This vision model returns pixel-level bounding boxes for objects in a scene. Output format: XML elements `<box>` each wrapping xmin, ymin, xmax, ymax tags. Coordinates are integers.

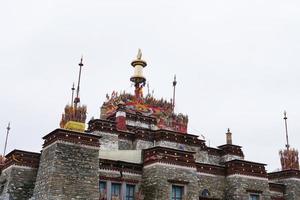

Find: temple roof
<box><xmin>100</xmin><ymin>92</ymin><xmax>188</xmax><ymax>133</ymax></box>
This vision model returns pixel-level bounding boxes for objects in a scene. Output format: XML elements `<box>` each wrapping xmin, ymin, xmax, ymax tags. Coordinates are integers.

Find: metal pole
<box><xmin>284</xmin><ymin>111</ymin><xmax>290</xmax><ymax>149</ymax></box>
<box><xmin>76</xmin><ymin>57</ymin><xmax>83</xmax><ymax>99</ymax></box>
<box><xmin>3</xmin><ymin>122</ymin><xmax>10</xmax><ymax>156</ymax></box>
<box><xmin>71</xmin><ymin>83</ymin><xmax>75</xmax><ymax>107</ymax></box>
<box><xmin>172</xmin><ymin>75</ymin><xmax>177</xmax><ymax>110</ymax></box>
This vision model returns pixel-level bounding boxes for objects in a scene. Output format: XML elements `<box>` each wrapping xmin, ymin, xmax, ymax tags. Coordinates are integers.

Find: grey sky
<box><xmin>1</xmin><ymin>0</ymin><xmax>300</xmax><ymax>171</ymax></box>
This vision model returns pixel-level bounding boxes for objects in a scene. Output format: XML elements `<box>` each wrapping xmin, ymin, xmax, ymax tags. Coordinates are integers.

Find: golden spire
<box><xmin>130</xmin><ymin>49</ymin><xmax>147</xmax><ymax>99</ymax></box>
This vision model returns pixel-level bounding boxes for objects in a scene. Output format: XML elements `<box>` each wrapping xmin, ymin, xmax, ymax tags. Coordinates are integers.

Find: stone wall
<box><xmin>118</xmin><ymin>139</ymin><xmax>133</xmax><ymax>150</ymax></box>
<box><xmin>32</xmin><ymin>141</ymin><xmax>99</xmax><ymax>200</ymax></box>
<box><xmin>225</xmin><ymin>175</ymin><xmax>271</xmax><ymax>200</ymax></box>
<box><xmin>276</xmin><ymin>179</ymin><xmax>300</xmax><ymax>200</ymax></box>
<box><xmin>195</xmin><ymin>151</ymin><xmax>209</xmax><ymax>163</ymax></box>
<box><xmin>221</xmin><ymin>154</ymin><xmax>243</xmax><ymax>163</ymax></box>
<box><xmin>142</xmin><ymin>163</ymin><xmax>200</xmax><ymax>200</ymax></box>
<box><xmin>0</xmin><ymin>166</ymin><xmax>37</xmax><ymax>200</ymax></box>
<box><xmin>207</xmin><ymin>154</ymin><xmax>221</xmax><ymax>165</ymax></box>
<box><xmin>94</xmin><ymin>131</ymin><xmax>118</xmax><ymax>150</ymax></box>
<box><xmin>156</xmin><ymin>140</ymin><xmax>179</xmax><ymax>149</ymax></box>
<box><xmin>197</xmin><ymin>173</ymin><xmax>226</xmax><ymax>199</ymax></box>
<box><xmin>133</xmin><ymin>139</ymin><xmax>153</xmax><ymax>150</ymax></box>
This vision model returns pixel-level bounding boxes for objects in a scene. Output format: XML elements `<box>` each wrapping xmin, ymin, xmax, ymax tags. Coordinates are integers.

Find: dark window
<box><xmin>0</xmin><ymin>185</ymin><xmax>4</xmax><ymax>195</ymax></box>
<box><xmin>99</xmin><ymin>181</ymin><xmax>106</xmax><ymax>193</ymax></box>
<box><xmin>201</xmin><ymin>189</ymin><xmax>210</xmax><ymax>197</ymax></box>
<box><xmin>111</xmin><ymin>183</ymin><xmax>121</xmax><ymax>200</ymax></box>
<box><xmin>126</xmin><ymin>184</ymin><xmax>135</xmax><ymax>200</ymax></box>
<box><xmin>99</xmin><ymin>181</ymin><xmax>107</xmax><ymax>199</ymax></box>
<box><xmin>172</xmin><ymin>185</ymin><xmax>184</xmax><ymax>200</ymax></box>
<box><xmin>249</xmin><ymin>194</ymin><xmax>260</xmax><ymax>200</ymax></box>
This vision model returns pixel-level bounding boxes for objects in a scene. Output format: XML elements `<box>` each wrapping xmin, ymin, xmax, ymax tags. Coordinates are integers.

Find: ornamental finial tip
<box><xmin>284</xmin><ymin>110</ymin><xmax>287</xmax><ymax>119</ymax></box>
<box><xmin>137</xmin><ymin>49</ymin><xmax>142</xmax><ymax>60</ymax></box>
<box><xmin>79</xmin><ymin>55</ymin><xmax>83</xmax><ymax>66</ymax></box>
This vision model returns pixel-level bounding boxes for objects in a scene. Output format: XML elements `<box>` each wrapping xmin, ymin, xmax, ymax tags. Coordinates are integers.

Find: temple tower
<box><xmin>31</xmin><ymin>58</ymin><xmax>100</xmax><ymax>200</ymax></box>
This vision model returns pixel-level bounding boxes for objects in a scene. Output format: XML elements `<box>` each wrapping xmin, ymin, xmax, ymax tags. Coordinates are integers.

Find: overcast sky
<box><xmin>1</xmin><ymin>1</ymin><xmax>300</xmax><ymax>171</ymax></box>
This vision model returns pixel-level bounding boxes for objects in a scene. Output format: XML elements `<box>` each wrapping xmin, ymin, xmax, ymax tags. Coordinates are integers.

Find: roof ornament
<box><xmin>172</xmin><ymin>75</ymin><xmax>177</xmax><ymax>111</ymax></box>
<box><xmin>137</xmin><ymin>48</ymin><xmax>142</xmax><ymax>60</ymax></box>
<box><xmin>74</xmin><ymin>56</ymin><xmax>84</xmax><ymax>106</ymax></box>
<box><xmin>279</xmin><ymin>111</ymin><xmax>299</xmax><ymax>170</ymax></box>
<box><xmin>283</xmin><ymin>110</ymin><xmax>290</xmax><ymax>149</ymax></box>
<box><xmin>59</xmin><ymin>57</ymin><xmax>87</xmax><ymax>132</ymax></box>
<box><xmin>3</xmin><ymin>122</ymin><xmax>11</xmax><ymax>156</ymax></box>
<box><xmin>130</xmin><ymin>49</ymin><xmax>147</xmax><ymax>100</ymax></box>
<box><xmin>71</xmin><ymin>83</ymin><xmax>75</xmax><ymax>107</ymax></box>
<box><xmin>226</xmin><ymin>128</ymin><xmax>232</xmax><ymax>145</ymax></box>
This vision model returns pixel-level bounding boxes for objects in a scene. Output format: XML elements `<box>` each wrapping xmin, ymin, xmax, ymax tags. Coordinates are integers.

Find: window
<box><xmin>249</xmin><ymin>194</ymin><xmax>260</xmax><ymax>200</ymax></box>
<box><xmin>111</xmin><ymin>183</ymin><xmax>121</xmax><ymax>200</ymax></box>
<box><xmin>99</xmin><ymin>181</ymin><xmax>107</xmax><ymax>200</ymax></box>
<box><xmin>126</xmin><ymin>184</ymin><xmax>135</xmax><ymax>200</ymax></box>
<box><xmin>201</xmin><ymin>189</ymin><xmax>210</xmax><ymax>197</ymax></box>
<box><xmin>172</xmin><ymin>185</ymin><xmax>184</xmax><ymax>200</ymax></box>
<box><xmin>99</xmin><ymin>181</ymin><xmax>106</xmax><ymax>193</ymax></box>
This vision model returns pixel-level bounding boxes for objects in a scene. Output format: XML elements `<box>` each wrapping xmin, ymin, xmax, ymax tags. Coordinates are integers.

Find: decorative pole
<box><xmin>71</xmin><ymin>82</ymin><xmax>75</xmax><ymax>108</ymax></box>
<box><xmin>147</xmin><ymin>82</ymin><xmax>150</xmax><ymax>97</ymax></box>
<box><xmin>74</xmin><ymin>56</ymin><xmax>84</xmax><ymax>107</ymax></box>
<box><xmin>3</xmin><ymin>122</ymin><xmax>11</xmax><ymax>156</ymax></box>
<box><xmin>172</xmin><ymin>75</ymin><xmax>177</xmax><ymax>110</ymax></box>
<box><xmin>283</xmin><ymin>111</ymin><xmax>290</xmax><ymax>150</ymax></box>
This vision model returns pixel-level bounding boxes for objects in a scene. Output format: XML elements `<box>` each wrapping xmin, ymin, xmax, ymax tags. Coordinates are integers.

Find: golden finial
<box><xmin>130</xmin><ymin>49</ymin><xmax>147</xmax><ymax>99</ymax></box>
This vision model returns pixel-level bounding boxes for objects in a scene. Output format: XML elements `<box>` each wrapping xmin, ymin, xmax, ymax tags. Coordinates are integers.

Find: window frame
<box><xmin>249</xmin><ymin>193</ymin><xmax>260</xmax><ymax>200</ymax></box>
<box><xmin>111</xmin><ymin>182</ymin><xmax>122</xmax><ymax>200</ymax></box>
<box><xmin>125</xmin><ymin>184</ymin><xmax>135</xmax><ymax>200</ymax></box>
<box><xmin>171</xmin><ymin>185</ymin><xmax>184</xmax><ymax>200</ymax></box>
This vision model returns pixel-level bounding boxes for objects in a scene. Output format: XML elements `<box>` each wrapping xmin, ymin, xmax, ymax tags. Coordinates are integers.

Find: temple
<box><xmin>0</xmin><ymin>51</ymin><xmax>299</xmax><ymax>200</ymax></box>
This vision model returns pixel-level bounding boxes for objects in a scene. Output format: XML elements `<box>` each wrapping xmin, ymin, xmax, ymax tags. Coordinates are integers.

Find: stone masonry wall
<box><xmin>133</xmin><ymin>140</ymin><xmax>153</xmax><ymax>150</ymax></box>
<box><xmin>275</xmin><ymin>179</ymin><xmax>300</xmax><ymax>200</ymax></box>
<box><xmin>142</xmin><ymin>164</ymin><xmax>200</xmax><ymax>200</ymax></box>
<box><xmin>220</xmin><ymin>154</ymin><xmax>243</xmax><ymax>163</ymax></box>
<box><xmin>197</xmin><ymin>174</ymin><xmax>226</xmax><ymax>199</ymax></box>
<box><xmin>207</xmin><ymin>154</ymin><xmax>221</xmax><ymax>165</ymax></box>
<box><xmin>195</xmin><ymin>151</ymin><xmax>209</xmax><ymax>163</ymax></box>
<box><xmin>0</xmin><ymin>166</ymin><xmax>37</xmax><ymax>200</ymax></box>
<box><xmin>93</xmin><ymin>131</ymin><xmax>118</xmax><ymax>150</ymax></box>
<box><xmin>118</xmin><ymin>139</ymin><xmax>133</xmax><ymax>150</ymax></box>
<box><xmin>156</xmin><ymin>140</ymin><xmax>200</xmax><ymax>151</ymax></box>
<box><xmin>32</xmin><ymin>142</ymin><xmax>99</xmax><ymax>200</ymax></box>
<box><xmin>225</xmin><ymin>175</ymin><xmax>271</xmax><ymax>200</ymax></box>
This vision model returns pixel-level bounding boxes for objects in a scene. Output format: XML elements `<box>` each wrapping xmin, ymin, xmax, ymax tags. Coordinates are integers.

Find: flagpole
<box><xmin>3</xmin><ymin>122</ymin><xmax>11</xmax><ymax>156</ymax></box>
